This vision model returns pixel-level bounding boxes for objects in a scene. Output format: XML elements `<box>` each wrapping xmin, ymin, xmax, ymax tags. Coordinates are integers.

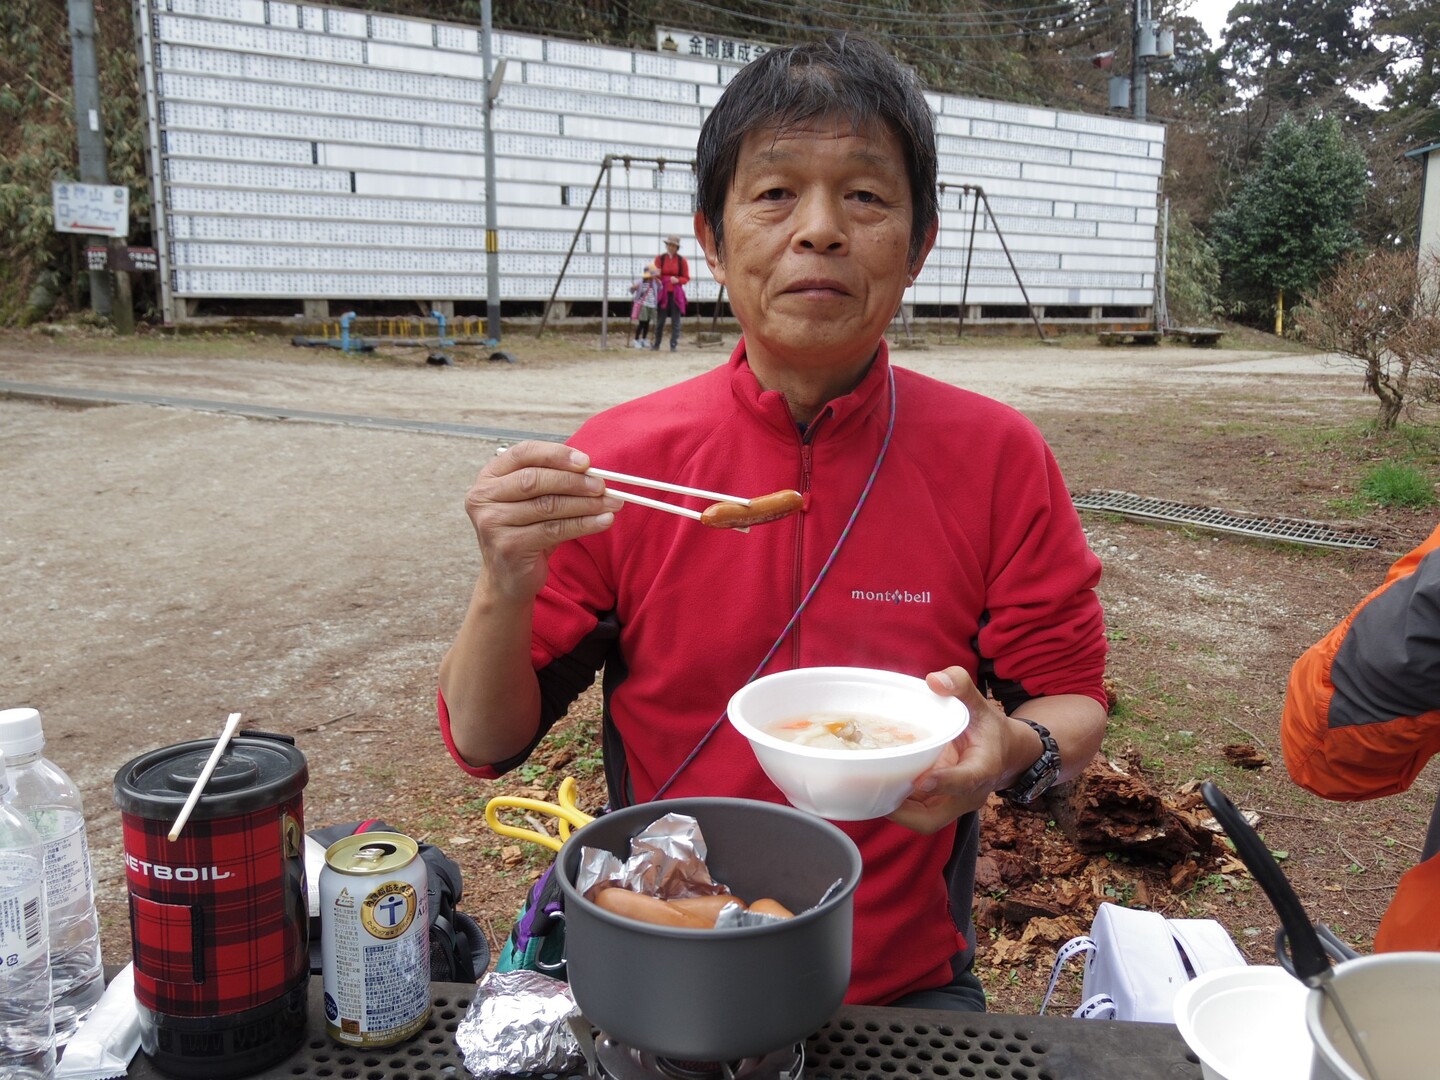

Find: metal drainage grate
<box><xmin>1073</xmin><ymin>490</ymin><xmax>1379</xmax><ymax>550</ymax></box>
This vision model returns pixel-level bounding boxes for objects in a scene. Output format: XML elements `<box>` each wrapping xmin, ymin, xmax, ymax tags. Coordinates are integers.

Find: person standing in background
<box><xmin>651</xmin><ymin>234</ymin><xmax>689</xmax><ymax>351</ymax></box>
<box><xmin>629</xmin><ymin>266</ymin><xmax>660</xmax><ymax>348</ymax></box>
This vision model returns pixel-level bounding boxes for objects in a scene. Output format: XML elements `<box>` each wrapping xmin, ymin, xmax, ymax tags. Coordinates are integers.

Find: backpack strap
<box><xmin>495</xmin><ymin>864</ymin><xmax>568</xmax><ymax>977</ymax></box>
<box><xmin>1073</xmin><ymin>994</ymin><xmax>1118</xmax><ymax>1020</ymax></box>
<box><xmin>1039</xmin><ymin>935</ymin><xmax>1094</xmax><ymax>1015</ymax></box>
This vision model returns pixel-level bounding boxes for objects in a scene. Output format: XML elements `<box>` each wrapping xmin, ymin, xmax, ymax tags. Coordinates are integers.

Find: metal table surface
<box><xmin>121</xmin><ymin>977</ymin><xmax>1204</xmax><ymax>1080</ymax></box>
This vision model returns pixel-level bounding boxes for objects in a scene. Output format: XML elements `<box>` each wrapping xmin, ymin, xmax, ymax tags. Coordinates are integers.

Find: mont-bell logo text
<box><xmin>126</xmin><ymin>853</ymin><xmax>233</xmax><ymax>881</ymax></box>
<box><xmin>852</xmin><ymin>587</ymin><xmax>932</xmax><ymax>604</ymax></box>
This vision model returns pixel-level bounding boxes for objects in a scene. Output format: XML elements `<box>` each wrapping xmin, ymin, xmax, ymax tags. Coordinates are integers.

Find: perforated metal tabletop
<box><xmin>120</xmin><ymin>979</ymin><xmax>1203</xmax><ymax>1080</ymax></box>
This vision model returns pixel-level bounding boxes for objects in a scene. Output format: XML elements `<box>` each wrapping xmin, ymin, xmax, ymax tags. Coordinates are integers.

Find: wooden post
<box><xmin>1274</xmin><ymin>288</ymin><xmax>1284</xmax><ymax>336</ymax></box>
<box><xmin>108</xmin><ymin>238</ymin><xmax>134</xmax><ymax>335</ymax></box>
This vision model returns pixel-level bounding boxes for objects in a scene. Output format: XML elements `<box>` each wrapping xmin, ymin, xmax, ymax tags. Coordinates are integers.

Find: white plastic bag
<box><xmin>1039</xmin><ymin>902</ymin><xmax>1246</xmax><ymax>1022</ymax></box>
<box><xmin>54</xmin><ymin>964</ymin><xmax>141</xmax><ymax>1080</ymax></box>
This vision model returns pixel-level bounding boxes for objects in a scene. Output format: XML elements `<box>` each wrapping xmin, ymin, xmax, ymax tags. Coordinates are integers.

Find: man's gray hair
<box><xmin>696</xmin><ymin>34</ymin><xmax>938</xmax><ymax>264</ymax></box>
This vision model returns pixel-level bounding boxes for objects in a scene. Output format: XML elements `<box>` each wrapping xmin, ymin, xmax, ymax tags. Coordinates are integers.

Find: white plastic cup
<box><xmin>1173</xmin><ymin>966</ymin><xmax>1311</xmax><ymax>1080</ymax></box>
<box><xmin>726</xmin><ymin>667</ymin><xmax>968</xmax><ymax>820</ymax></box>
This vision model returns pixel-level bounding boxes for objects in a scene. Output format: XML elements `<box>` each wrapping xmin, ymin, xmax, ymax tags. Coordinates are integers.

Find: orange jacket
<box><xmin>1282</xmin><ymin>524</ymin><xmax>1440</xmax><ymax>951</ymax></box>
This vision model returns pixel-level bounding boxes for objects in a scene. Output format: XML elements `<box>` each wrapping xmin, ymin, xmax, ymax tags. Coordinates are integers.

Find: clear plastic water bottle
<box><xmin>0</xmin><ymin>710</ymin><xmax>103</xmax><ymax>1045</ymax></box>
<box><xmin>1</xmin><ymin>747</ymin><xmax>55</xmax><ymax>1080</ymax></box>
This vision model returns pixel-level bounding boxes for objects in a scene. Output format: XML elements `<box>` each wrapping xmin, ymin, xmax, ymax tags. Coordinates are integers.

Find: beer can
<box><xmin>320</xmin><ymin>832</ymin><xmax>431</xmax><ymax>1047</ymax></box>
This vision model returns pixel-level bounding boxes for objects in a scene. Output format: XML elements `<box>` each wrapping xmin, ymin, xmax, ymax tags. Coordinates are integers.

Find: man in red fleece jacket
<box><xmin>439</xmin><ymin>34</ymin><xmax>1108</xmax><ymax>1010</ymax></box>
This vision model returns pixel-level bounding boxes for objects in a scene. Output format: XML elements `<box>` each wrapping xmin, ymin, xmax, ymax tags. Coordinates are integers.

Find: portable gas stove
<box><xmin>590</xmin><ymin>1032</ymin><xmax>804</xmax><ymax>1080</ymax></box>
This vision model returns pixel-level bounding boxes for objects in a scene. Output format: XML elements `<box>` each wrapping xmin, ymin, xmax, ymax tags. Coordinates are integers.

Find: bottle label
<box><xmin>44</xmin><ymin>826</ymin><xmax>94</xmax><ymax>909</ymax></box>
<box><xmin>26</xmin><ymin>810</ymin><xmax>94</xmax><ymax>910</ymax></box>
<box><xmin>0</xmin><ymin>852</ymin><xmax>47</xmax><ymax>967</ymax></box>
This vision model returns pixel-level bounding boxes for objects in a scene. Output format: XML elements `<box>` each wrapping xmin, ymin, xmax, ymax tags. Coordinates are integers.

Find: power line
<box><xmin>658</xmin><ymin>0</ymin><xmax>1120</xmax><ymax>43</ymax></box>
<box><xmin>712</xmin><ymin>0</ymin><xmax>1109</xmax><ymax>28</ymax></box>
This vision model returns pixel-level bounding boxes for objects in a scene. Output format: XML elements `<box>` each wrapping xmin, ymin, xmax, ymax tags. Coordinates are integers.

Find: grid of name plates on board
<box><xmin>138</xmin><ymin>0</ymin><xmax>1165</xmax><ymax>313</ymax></box>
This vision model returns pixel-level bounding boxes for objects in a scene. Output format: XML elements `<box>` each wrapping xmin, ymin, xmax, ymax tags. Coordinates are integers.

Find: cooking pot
<box><xmin>1305</xmin><ymin>951</ymin><xmax>1436</xmax><ymax>1080</ymax></box>
<box><xmin>554</xmin><ymin>797</ymin><xmax>861</xmax><ymax>1062</ymax></box>
<box><xmin>1201</xmin><ymin>783</ymin><xmax>1440</xmax><ymax>1080</ymax></box>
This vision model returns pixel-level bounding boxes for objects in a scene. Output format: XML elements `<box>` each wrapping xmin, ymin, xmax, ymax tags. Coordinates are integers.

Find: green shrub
<box><xmin>1360</xmin><ymin>462</ymin><xmax>1436</xmax><ymax>508</ymax></box>
<box><xmin>1164</xmin><ymin>207</ymin><xmax>1221</xmax><ymax>326</ymax></box>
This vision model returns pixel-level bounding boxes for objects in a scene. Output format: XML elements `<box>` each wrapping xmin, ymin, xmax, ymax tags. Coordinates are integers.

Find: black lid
<box><xmin>113</xmin><ymin>735</ymin><xmax>308</xmax><ymax>820</ymax></box>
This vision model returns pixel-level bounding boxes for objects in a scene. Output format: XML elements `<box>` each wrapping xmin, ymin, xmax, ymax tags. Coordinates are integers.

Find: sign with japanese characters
<box><xmin>52</xmin><ymin>182</ymin><xmax>129</xmax><ymax>238</ymax></box>
<box><xmin>84</xmin><ymin>245</ymin><xmax>158</xmax><ymax>272</ymax></box>
<box><xmin>655</xmin><ymin>26</ymin><xmax>773</xmax><ymax>65</ymax></box>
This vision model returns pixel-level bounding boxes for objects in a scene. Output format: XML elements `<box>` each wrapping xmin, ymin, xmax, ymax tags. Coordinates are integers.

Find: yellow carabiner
<box><xmin>484</xmin><ymin>776</ymin><xmax>594</xmax><ymax>853</ymax></box>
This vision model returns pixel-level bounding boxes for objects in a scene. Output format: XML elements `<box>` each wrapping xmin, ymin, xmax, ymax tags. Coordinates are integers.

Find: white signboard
<box><xmin>655</xmin><ymin>26</ymin><xmax>774</xmax><ymax>65</ymax></box>
<box><xmin>134</xmin><ymin>1</ymin><xmax>1163</xmax><ymax>319</ymax></box>
<box><xmin>52</xmin><ymin>182</ymin><xmax>129</xmax><ymax>238</ymax></box>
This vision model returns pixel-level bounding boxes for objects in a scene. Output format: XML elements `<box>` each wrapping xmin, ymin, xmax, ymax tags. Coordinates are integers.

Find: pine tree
<box><xmin>1210</xmin><ymin>114</ymin><xmax>1367</xmax><ymax>332</ymax></box>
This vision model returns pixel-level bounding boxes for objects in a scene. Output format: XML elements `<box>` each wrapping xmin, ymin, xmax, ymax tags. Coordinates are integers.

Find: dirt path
<box><xmin>1</xmin><ymin>327</ymin><xmax>1429</xmax><ymax>1013</ymax></box>
<box><xmin>0</xmin><ymin>334</ymin><xmax>1358</xmax><ymax>433</ymax></box>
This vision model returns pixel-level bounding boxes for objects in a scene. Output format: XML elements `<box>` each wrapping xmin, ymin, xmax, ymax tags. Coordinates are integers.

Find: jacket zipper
<box><xmin>791</xmin><ymin>414</ymin><xmax>825</xmax><ymax>666</ymax></box>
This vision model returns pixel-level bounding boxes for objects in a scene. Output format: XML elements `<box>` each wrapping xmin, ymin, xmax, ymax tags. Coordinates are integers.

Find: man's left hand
<box><xmin>886</xmin><ymin>667</ymin><xmax>1034</xmax><ymax>835</ymax></box>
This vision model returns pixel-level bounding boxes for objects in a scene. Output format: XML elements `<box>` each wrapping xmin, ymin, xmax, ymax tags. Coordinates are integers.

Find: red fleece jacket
<box><xmin>441</xmin><ymin>340</ymin><xmax>1107</xmax><ymax>1003</ymax></box>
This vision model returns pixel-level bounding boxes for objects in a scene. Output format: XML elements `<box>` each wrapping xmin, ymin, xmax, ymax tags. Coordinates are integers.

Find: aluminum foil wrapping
<box><xmin>577</xmin><ymin>812</ymin><xmax>727</xmax><ymax>899</ymax></box>
<box><xmin>458</xmin><ymin>970</ymin><xmax>583</xmax><ymax>1079</ymax></box>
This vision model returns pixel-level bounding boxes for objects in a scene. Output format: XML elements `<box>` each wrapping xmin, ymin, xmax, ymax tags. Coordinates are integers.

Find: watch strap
<box><xmin>997</xmin><ymin>717</ymin><xmax>1061</xmax><ymax>805</ymax></box>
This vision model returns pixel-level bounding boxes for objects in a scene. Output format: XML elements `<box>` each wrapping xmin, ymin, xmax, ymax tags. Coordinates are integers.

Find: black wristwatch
<box><xmin>997</xmin><ymin>718</ymin><xmax>1061</xmax><ymax>805</ymax></box>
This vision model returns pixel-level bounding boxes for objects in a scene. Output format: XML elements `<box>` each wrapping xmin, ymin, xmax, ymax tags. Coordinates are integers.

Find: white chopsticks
<box><xmin>587</xmin><ymin>467</ymin><xmax>756</xmax><ymax>507</ymax></box>
<box><xmin>588</xmin><ymin>466</ymin><xmax>755</xmax><ymax>523</ymax></box>
<box><xmin>597</xmin><ymin>486</ymin><xmax>704</xmax><ymax>521</ymax></box>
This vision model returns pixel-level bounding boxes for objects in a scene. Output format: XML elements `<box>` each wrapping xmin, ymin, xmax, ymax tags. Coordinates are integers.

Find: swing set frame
<box><xmin>537</xmin><ymin>154</ymin><xmax>697</xmax><ymax>345</ymax></box>
<box><xmin>942</xmin><ymin>181</ymin><xmax>1047</xmax><ymax>342</ymax></box>
<box><xmin>537</xmin><ymin>164</ymin><xmax>1043</xmax><ymax>347</ymax></box>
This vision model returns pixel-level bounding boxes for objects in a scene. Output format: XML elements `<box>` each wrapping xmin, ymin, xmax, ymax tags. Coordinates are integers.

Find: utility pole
<box><xmin>66</xmin><ymin>0</ymin><xmax>112</xmax><ymax>318</ymax></box>
<box><xmin>481</xmin><ymin>0</ymin><xmax>503</xmax><ymax>344</ymax></box>
<box><xmin>1128</xmin><ymin>0</ymin><xmax>1152</xmax><ymax>122</ymax></box>
<box><xmin>1129</xmin><ymin>0</ymin><xmax>1173</xmax><ymax>123</ymax></box>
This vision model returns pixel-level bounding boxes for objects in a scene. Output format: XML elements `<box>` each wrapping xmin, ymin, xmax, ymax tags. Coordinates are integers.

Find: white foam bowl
<box><xmin>726</xmin><ymin>667</ymin><xmax>968</xmax><ymax>821</ymax></box>
<box><xmin>1173</xmin><ymin>966</ymin><xmax>1311</xmax><ymax>1080</ymax></box>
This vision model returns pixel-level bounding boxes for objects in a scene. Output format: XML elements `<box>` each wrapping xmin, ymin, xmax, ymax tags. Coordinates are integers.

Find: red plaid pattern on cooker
<box><xmin>123</xmin><ymin>797</ymin><xmax>307</xmax><ymax>1016</ymax></box>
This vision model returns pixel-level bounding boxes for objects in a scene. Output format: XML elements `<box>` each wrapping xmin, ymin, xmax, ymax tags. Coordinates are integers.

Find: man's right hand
<box><xmin>464</xmin><ymin>441</ymin><xmax>622</xmax><ymax>600</ymax></box>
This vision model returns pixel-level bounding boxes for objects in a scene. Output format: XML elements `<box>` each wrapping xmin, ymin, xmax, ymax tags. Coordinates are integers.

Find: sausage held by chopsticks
<box><xmin>700</xmin><ymin>489</ymin><xmax>803</xmax><ymax>530</ymax></box>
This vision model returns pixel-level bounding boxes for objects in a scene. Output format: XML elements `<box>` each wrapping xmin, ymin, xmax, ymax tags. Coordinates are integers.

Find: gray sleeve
<box><xmin>485</xmin><ymin>611</ymin><xmax>619</xmax><ymax>776</ymax></box>
<box><xmin>1329</xmin><ymin>547</ymin><xmax>1440</xmax><ymax>731</ymax></box>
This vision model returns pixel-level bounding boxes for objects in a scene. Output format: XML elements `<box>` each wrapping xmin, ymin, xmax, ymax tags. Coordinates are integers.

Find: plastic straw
<box><xmin>168</xmin><ymin>712</ymin><xmax>242</xmax><ymax>842</ymax></box>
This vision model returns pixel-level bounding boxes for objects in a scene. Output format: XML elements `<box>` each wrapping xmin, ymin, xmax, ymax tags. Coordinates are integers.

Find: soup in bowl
<box><xmin>727</xmin><ymin>667</ymin><xmax>969</xmax><ymax>820</ymax></box>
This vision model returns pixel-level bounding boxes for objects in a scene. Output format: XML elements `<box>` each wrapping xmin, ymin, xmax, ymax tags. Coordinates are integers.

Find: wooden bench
<box><xmin>1165</xmin><ymin>326</ymin><xmax>1225</xmax><ymax>347</ymax></box>
<box><xmin>1097</xmin><ymin>329</ymin><xmax>1162</xmax><ymax>347</ymax></box>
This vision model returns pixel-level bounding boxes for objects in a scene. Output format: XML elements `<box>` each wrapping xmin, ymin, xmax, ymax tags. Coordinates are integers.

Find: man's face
<box><xmin>695</xmin><ymin>119</ymin><xmax>934</xmax><ymax>380</ymax></box>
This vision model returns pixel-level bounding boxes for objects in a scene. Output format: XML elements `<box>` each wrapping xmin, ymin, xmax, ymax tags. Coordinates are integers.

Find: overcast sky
<box><xmin>1181</xmin><ymin>0</ymin><xmax>1234</xmax><ymax>45</ymax></box>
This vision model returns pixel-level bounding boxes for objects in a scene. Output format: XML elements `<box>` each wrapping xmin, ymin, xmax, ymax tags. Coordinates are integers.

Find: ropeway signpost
<box><xmin>52</xmin><ymin>182</ymin><xmax>128</xmax><ymax>238</ymax></box>
<box><xmin>65</xmin><ymin>0</ymin><xmax>134</xmax><ymax>332</ymax></box>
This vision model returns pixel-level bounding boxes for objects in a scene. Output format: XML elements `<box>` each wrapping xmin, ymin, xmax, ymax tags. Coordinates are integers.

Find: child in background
<box><xmin>629</xmin><ymin>266</ymin><xmax>660</xmax><ymax>348</ymax></box>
